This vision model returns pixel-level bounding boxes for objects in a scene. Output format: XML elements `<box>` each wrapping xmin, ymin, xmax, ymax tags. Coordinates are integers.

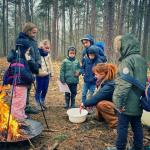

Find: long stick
<box><xmin>6</xmin><ymin>49</ymin><xmax>20</xmax><ymax>141</ymax></box>
<box><xmin>33</xmin><ymin>83</ymin><xmax>49</xmax><ymax>129</ymax></box>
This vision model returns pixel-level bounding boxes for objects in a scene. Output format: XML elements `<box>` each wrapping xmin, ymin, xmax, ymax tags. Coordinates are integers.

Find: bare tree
<box><xmin>132</xmin><ymin>0</ymin><xmax>139</xmax><ymax>34</ymax></box>
<box><xmin>2</xmin><ymin>0</ymin><xmax>6</xmax><ymax>55</ymax></box>
<box><xmin>103</xmin><ymin>0</ymin><xmax>115</xmax><ymax>55</ymax></box>
<box><xmin>118</xmin><ymin>0</ymin><xmax>128</xmax><ymax>34</ymax></box>
<box><xmin>142</xmin><ymin>0</ymin><xmax>150</xmax><ymax>57</ymax></box>
<box><xmin>52</xmin><ymin>0</ymin><xmax>58</xmax><ymax>58</ymax></box>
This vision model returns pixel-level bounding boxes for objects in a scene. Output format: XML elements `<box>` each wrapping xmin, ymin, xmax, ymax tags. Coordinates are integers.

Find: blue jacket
<box><xmin>81</xmin><ymin>46</ymin><xmax>104</xmax><ymax>84</ymax></box>
<box><xmin>16</xmin><ymin>32</ymin><xmax>41</xmax><ymax>67</ymax></box>
<box><xmin>3</xmin><ymin>58</ymin><xmax>35</xmax><ymax>86</ymax></box>
<box><xmin>83</xmin><ymin>80</ymin><xmax>115</xmax><ymax>107</ymax></box>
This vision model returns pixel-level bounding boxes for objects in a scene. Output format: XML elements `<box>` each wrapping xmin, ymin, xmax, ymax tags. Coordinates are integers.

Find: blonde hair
<box><xmin>23</xmin><ymin>22</ymin><xmax>37</xmax><ymax>35</ymax></box>
<box><xmin>113</xmin><ymin>35</ymin><xmax>122</xmax><ymax>52</ymax></box>
<box><xmin>39</xmin><ymin>39</ymin><xmax>51</xmax><ymax>49</ymax></box>
<box><xmin>93</xmin><ymin>63</ymin><xmax>117</xmax><ymax>82</ymax></box>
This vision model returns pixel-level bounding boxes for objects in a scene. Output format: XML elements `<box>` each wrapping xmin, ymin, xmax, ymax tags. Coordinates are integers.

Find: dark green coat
<box><xmin>60</xmin><ymin>58</ymin><xmax>80</xmax><ymax>84</ymax></box>
<box><xmin>113</xmin><ymin>34</ymin><xmax>147</xmax><ymax>116</ymax></box>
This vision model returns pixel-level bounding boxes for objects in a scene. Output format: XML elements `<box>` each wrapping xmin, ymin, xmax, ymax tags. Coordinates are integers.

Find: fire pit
<box><xmin>0</xmin><ymin>85</ymin><xmax>44</xmax><ymax>143</ymax></box>
<box><xmin>0</xmin><ymin>119</ymin><xmax>44</xmax><ymax>143</ymax></box>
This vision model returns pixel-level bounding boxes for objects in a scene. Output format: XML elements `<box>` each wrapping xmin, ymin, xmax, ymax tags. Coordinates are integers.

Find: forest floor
<box><xmin>0</xmin><ymin>57</ymin><xmax>150</xmax><ymax>150</ymax></box>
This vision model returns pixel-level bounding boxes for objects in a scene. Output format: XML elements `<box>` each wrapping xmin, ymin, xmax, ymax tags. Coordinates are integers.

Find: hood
<box><xmin>81</xmin><ymin>34</ymin><xmax>94</xmax><ymax>45</ymax></box>
<box><xmin>87</xmin><ymin>45</ymin><xmax>99</xmax><ymax>57</ymax></box>
<box><xmin>67</xmin><ymin>46</ymin><xmax>76</xmax><ymax>56</ymax></box>
<box><xmin>16</xmin><ymin>38</ymin><xmax>30</xmax><ymax>58</ymax></box>
<box><xmin>95</xmin><ymin>41</ymin><xmax>105</xmax><ymax>52</ymax></box>
<box><xmin>119</xmin><ymin>33</ymin><xmax>140</xmax><ymax>61</ymax></box>
<box><xmin>17</xmin><ymin>32</ymin><xmax>28</xmax><ymax>39</ymax></box>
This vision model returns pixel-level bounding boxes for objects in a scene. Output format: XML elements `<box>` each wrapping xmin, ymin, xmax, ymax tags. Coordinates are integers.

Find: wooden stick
<box><xmin>27</xmin><ymin>137</ymin><xmax>36</xmax><ymax>150</ymax></box>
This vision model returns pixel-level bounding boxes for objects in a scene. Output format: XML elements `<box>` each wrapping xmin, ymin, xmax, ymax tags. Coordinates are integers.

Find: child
<box><xmin>80</xmin><ymin>63</ymin><xmax>118</xmax><ymax>128</ymax></box>
<box><xmin>4</xmin><ymin>39</ymin><xmax>35</xmax><ymax>120</ymax></box>
<box><xmin>107</xmin><ymin>34</ymin><xmax>147</xmax><ymax>150</ymax></box>
<box><xmin>81</xmin><ymin>45</ymin><xmax>106</xmax><ymax>108</ymax></box>
<box><xmin>35</xmin><ymin>39</ymin><xmax>54</xmax><ymax>110</ymax></box>
<box><xmin>60</xmin><ymin>47</ymin><xmax>80</xmax><ymax>109</ymax></box>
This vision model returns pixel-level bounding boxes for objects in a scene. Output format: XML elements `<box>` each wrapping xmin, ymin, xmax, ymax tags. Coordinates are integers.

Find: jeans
<box><xmin>82</xmin><ymin>82</ymin><xmax>96</xmax><ymax>103</ymax></box>
<box><xmin>65</xmin><ymin>83</ymin><xmax>77</xmax><ymax>108</ymax></box>
<box><xmin>116</xmin><ymin>113</ymin><xmax>143</xmax><ymax>150</ymax></box>
<box><xmin>35</xmin><ymin>75</ymin><xmax>50</xmax><ymax>104</ymax></box>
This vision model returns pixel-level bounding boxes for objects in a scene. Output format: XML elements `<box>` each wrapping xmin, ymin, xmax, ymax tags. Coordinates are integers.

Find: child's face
<box><xmin>82</xmin><ymin>40</ymin><xmax>91</xmax><ymax>48</ymax></box>
<box><xmin>94</xmin><ymin>71</ymin><xmax>106</xmax><ymax>80</ymax></box>
<box><xmin>69</xmin><ymin>50</ymin><xmax>75</xmax><ymax>58</ymax></box>
<box><xmin>89</xmin><ymin>53</ymin><xmax>95</xmax><ymax>59</ymax></box>
<box><xmin>43</xmin><ymin>43</ymin><xmax>50</xmax><ymax>52</ymax></box>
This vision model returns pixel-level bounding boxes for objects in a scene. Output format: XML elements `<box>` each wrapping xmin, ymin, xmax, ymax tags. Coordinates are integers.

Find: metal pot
<box><xmin>0</xmin><ymin>119</ymin><xmax>44</xmax><ymax>143</ymax></box>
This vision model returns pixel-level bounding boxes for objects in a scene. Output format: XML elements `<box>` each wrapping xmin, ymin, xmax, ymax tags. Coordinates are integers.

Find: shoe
<box><xmin>25</xmin><ymin>106</ymin><xmax>39</xmax><ymax>114</ymax></box>
<box><xmin>105</xmin><ymin>147</ymin><xmax>117</xmax><ymax>150</ymax></box>
<box><xmin>40</xmin><ymin>102</ymin><xmax>47</xmax><ymax>110</ymax></box>
<box><xmin>64</xmin><ymin>106</ymin><xmax>69</xmax><ymax>109</ymax></box>
<box><xmin>86</xmin><ymin>107</ymin><xmax>94</xmax><ymax>114</ymax></box>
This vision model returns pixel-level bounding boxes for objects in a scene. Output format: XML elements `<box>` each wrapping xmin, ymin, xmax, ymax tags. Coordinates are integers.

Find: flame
<box><xmin>0</xmin><ymin>85</ymin><xmax>21</xmax><ymax>141</ymax></box>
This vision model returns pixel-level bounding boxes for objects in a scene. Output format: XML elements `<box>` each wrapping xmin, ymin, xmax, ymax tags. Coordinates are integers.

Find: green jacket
<box><xmin>113</xmin><ymin>34</ymin><xmax>147</xmax><ymax>116</ymax></box>
<box><xmin>60</xmin><ymin>58</ymin><xmax>80</xmax><ymax>84</ymax></box>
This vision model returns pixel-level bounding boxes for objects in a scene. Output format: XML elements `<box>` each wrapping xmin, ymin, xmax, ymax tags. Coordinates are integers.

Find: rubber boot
<box><xmin>71</xmin><ymin>95</ymin><xmax>76</xmax><ymax>108</ymax></box>
<box><xmin>65</xmin><ymin>93</ymin><xmax>70</xmax><ymax>109</ymax></box>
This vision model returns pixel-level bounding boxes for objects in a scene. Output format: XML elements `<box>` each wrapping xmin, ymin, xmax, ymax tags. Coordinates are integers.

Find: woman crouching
<box><xmin>81</xmin><ymin>63</ymin><xmax>118</xmax><ymax>128</ymax></box>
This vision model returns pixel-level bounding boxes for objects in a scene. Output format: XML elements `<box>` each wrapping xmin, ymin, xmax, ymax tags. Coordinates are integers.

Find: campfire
<box><xmin>0</xmin><ymin>85</ymin><xmax>44</xmax><ymax>143</ymax></box>
<box><xmin>0</xmin><ymin>85</ymin><xmax>26</xmax><ymax>142</ymax></box>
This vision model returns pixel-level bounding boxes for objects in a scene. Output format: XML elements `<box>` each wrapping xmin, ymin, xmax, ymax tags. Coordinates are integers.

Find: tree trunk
<box><xmin>127</xmin><ymin>1</ymin><xmax>132</xmax><ymax>32</ymax></box>
<box><xmin>103</xmin><ymin>0</ymin><xmax>115</xmax><ymax>58</ymax></box>
<box><xmin>47</xmin><ymin>5</ymin><xmax>51</xmax><ymax>42</ymax></box>
<box><xmin>30</xmin><ymin>0</ymin><xmax>33</xmax><ymax>22</ymax></box>
<box><xmin>69</xmin><ymin>6</ymin><xmax>73</xmax><ymax>45</ymax></box>
<box><xmin>25</xmin><ymin>0</ymin><xmax>31</xmax><ymax>22</ymax></box>
<box><xmin>85</xmin><ymin>0</ymin><xmax>89</xmax><ymax>33</ymax></box>
<box><xmin>2</xmin><ymin>0</ymin><xmax>6</xmax><ymax>56</ymax></box>
<box><xmin>91</xmin><ymin>0</ymin><xmax>96</xmax><ymax>37</ymax></box>
<box><xmin>18</xmin><ymin>0</ymin><xmax>22</xmax><ymax>31</ymax></box>
<box><xmin>61</xmin><ymin>0</ymin><xmax>66</xmax><ymax>57</ymax></box>
<box><xmin>138</xmin><ymin>0</ymin><xmax>145</xmax><ymax>46</ymax></box>
<box><xmin>6</xmin><ymin>0</ymin><xmax>8</xmax><ymax>53</ymax></box>
<box><xmin>142</xmin><ymin>0</ymin><xmax>150</xmax><ymax>57</ymax></box>
<box><xmin>52</xmin><ymin>0</ymin><xmax>58</xmax><ymax>58</ymax></box>
<box><xmin>132</xmin><ymin>0</ymin><xmax>138</xmax><ymax>34</ymax></box>
<box><xmin>118</xmin><ymin>0</ymin><xmax>128</xmax><ymax>34</ymax></box>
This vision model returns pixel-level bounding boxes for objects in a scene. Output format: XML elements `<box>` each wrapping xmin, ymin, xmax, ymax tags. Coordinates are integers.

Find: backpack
<box><xmin>120</xmin><ymin>73</ymin><xmax>150</xmax><ymax>112</ymax></box>
<box><xmin>3</xmin><ymin>62</ymin><xmax>24</xmax><ymax>85</ymax></box>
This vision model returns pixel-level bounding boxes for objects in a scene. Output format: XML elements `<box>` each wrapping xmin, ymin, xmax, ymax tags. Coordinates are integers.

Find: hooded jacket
<box><xmin>16</xmin><ymin>32</ymin><xmax>41</xmax><ymax>67</ymax></box>
<box><xmin>81</xmin><ymin>45</ymin><xmax>104</xmax><ymax>84</ymax></box>
<box><xmin>60</xmin><ymin>48</ymin><xmax>80</xmax><ymax>84</ymax></box>
<box><xmin>81</xmin><ymin>34</ymin><xmax>107</xmax><ymax>62</ymax></box>
<box><xmin>113</xmin><ymin>33</ymin><xmax>147</xmax><ymax>116</ymax></box>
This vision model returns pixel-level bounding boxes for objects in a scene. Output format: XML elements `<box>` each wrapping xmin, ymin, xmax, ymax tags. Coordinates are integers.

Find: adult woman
<box><xmin>81</xmin><ymin>63</ymin><xmax>118</xmax><ymax>128</ymax></box>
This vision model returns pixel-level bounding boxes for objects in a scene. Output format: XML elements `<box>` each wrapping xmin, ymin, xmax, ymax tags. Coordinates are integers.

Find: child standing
<box><xmin>35</xmin><ymin>39</ymin><xmax>53</xmax><ymax>110</ymax></box>
<box><xmin>81</xmin><ymin>45</ymin><xmax>106</xmax><ymax>107</ymax></box>
<box><xmin>4</xmin><ymin>39</ymin><xmax>35</xmax><ymax>120</ymax></box>
<box><xmin>60</xmin><ymin>47</ymin><xmax>80</xmax><ymax>109</ymax></box>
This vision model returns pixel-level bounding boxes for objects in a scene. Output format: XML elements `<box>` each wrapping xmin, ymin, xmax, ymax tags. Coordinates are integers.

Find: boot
<box><xmin>65</xmin><ymin>93</ymin><xmax>70</xmax><ymax>109</ymax></box>
<box><xmin>71</xmin><ymin>96</ymin><xmax>76</xmax><ymax>108</ymax></box>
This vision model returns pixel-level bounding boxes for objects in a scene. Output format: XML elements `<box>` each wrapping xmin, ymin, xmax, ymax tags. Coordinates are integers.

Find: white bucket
<box><xmin>67</xmin><ymin>108</ymin><xmax>88</xmax><ymax>123</ymax></box>
<box><xmin>141</xmin><ymin>110</ymin><xmax>150</xmax><ymax>127</ymax></box>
